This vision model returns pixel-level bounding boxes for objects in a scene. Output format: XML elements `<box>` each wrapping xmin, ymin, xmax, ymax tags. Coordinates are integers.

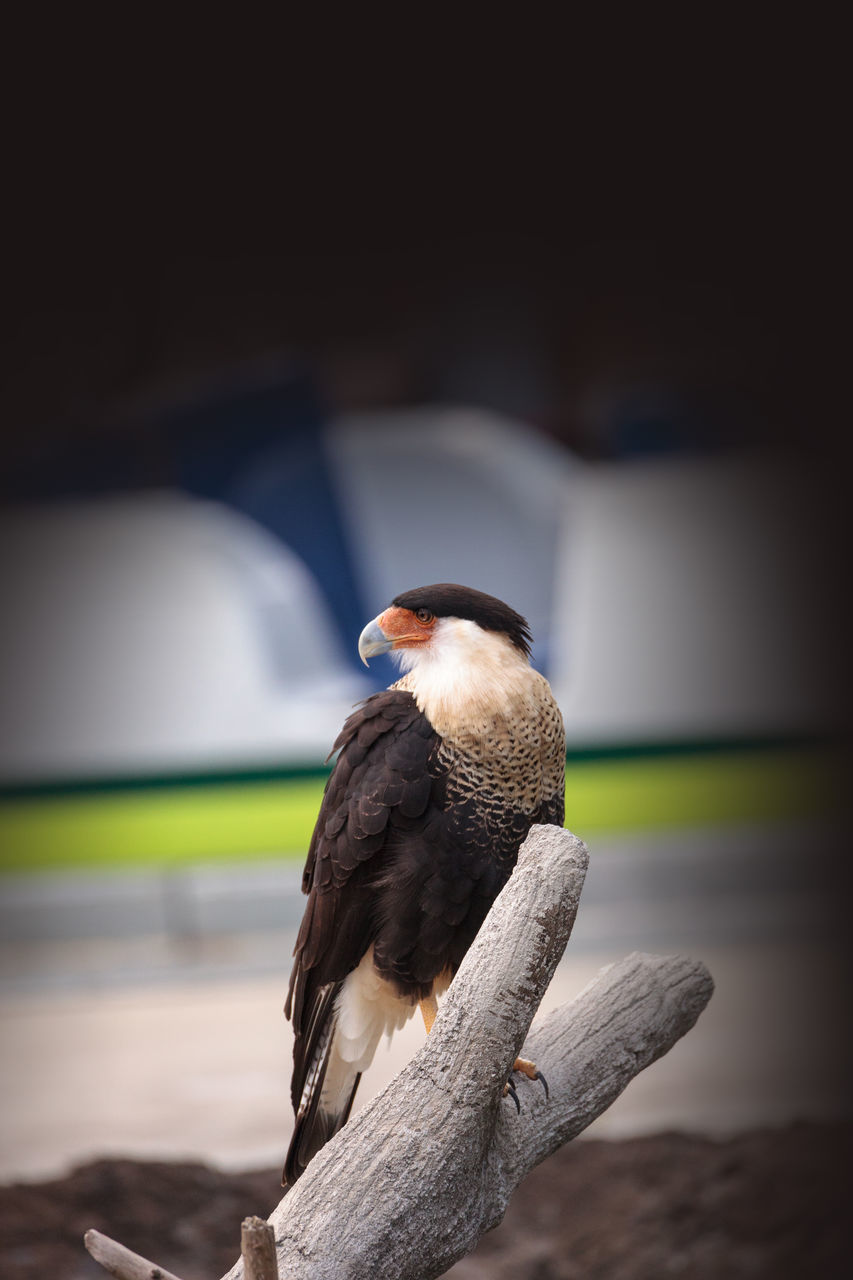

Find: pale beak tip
<box><xmin>357</xmin><ymin>615</ymin><xmax>393</xmax><ymax>666</ymax></box>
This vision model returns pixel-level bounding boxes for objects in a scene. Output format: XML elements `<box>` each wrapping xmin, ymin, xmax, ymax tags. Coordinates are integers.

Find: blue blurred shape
<box><xmin>153</xmin><ymin>372</ymin><xmax>366</xmax><ymax>664</ymax></box>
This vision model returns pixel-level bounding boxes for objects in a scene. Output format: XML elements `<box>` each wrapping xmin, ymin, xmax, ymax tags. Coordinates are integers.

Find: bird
<box><xmin>283</xmin><ymin>583</ymin><xmax>566</xmax><ymax>1185</ymax></box>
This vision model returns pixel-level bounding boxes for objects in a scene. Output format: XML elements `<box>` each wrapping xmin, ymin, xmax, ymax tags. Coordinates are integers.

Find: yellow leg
<box><xmin>419</xmin><ymin>993</ymin><xmax>438</xmax><ymax>1034</ymax></box>
<box><xmin>503</xmin><ymin>1056</ymin><xmax>549</xmax><ymax>1104</ymax></box>
<box><xmin>512</xmin><ymin>1057</ymin><xmax>539</xmax><ymax>1080</ymax></box>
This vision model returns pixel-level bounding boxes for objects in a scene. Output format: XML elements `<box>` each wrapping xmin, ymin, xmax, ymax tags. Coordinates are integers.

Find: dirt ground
<box><xmin>1</xmin><ymin>1123</ymin><xmax>849</xmax><ymax>1280</ymax></box>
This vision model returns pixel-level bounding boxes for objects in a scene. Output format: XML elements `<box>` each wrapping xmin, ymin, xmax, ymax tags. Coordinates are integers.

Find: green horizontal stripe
<box><xmin>0</xmin><ymin>732</ymin><xmax>834</xmax><ymax>801</ymax></box>
<box><xmin>0</xmin><ymin>743</ymin><xmax>843</xmax><ymax>876</ymax></box>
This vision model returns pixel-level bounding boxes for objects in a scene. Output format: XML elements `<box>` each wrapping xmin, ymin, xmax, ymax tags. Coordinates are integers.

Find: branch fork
<box><xmin>85</xmin><ymin>826</ymin><xmax>714</xmax><ymax>1280</ymax></box>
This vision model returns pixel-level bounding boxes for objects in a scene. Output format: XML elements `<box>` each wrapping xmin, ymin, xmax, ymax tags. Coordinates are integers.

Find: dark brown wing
<box><xmin>285</xmin><ymin>689</ymin><xmax>443</xmax><ymax>1110</ymax></box>
<box><xmin>367</xmin><ymin>771</ymin><xmax>565</xmax><ymax>994</ymax></box>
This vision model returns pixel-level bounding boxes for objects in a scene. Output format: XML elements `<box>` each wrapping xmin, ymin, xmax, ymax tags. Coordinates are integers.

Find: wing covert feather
<box><xmin>286</xmin><ymin>690</ymin><xmax>442</xmax><ymax>1058</ymax></box>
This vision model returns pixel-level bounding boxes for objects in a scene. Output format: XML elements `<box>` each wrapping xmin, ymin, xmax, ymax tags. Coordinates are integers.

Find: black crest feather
<box><xmin>391</xmin><ymin>583</ymin><xmax>532</xmax><ymax>658</ymax></box>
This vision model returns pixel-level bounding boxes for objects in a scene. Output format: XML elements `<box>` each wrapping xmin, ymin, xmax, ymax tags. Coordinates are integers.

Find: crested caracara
<box><xmin>283</xmin><ymin>583</ymin><xmax>565</xmax><ymax>1185</ymax></box>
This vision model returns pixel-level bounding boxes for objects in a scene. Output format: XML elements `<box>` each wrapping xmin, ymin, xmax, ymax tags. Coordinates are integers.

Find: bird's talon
<box><xmin>508</xmin><ymin>1057</ymin><xmax>549</xmax><ymax>1101</ymax></box>
<box><xmin>502</xmin><ymin>1080</ymin><xmax>521</xmax><ymax>1113</ymax></box>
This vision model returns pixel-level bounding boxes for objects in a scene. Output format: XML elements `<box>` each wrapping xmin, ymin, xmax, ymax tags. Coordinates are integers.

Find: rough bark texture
<box><xmin>217</xmin><ymin>826</ymin><xmax>713</xmax><ymax>1280</ymax></box>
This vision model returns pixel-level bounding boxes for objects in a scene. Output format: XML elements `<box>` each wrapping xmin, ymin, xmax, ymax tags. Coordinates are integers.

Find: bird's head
<box><xmin>357</xmin><ymin>584</ymin><xmax>532</xmax><ymax>674</ymax></box>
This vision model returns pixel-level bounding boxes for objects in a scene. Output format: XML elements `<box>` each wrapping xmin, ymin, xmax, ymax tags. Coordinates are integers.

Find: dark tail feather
<box><xmin>282</xmin><ymin>1066</ymin><xmax>362</xmax><ymax>1186</ymax></box>
<box><xmin>283</xmin><ymin>982</ymin><xmax>362</xmax><ymax>1186</ymax></box>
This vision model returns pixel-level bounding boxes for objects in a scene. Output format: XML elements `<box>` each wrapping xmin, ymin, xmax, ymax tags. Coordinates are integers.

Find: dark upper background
<box><xmin>2</xmin><ymin>69</ymin><xmax>846</xmax><ymax>729</ymax></box>
<box><xmin>1</xmin><ymin>224</ymin><xmax>831</xmax><ymax>483</ymax></box>
<box><xmin>3</xmin><ymin>9</ymin><xmax>844</xmax><ymax>485</ymax></box>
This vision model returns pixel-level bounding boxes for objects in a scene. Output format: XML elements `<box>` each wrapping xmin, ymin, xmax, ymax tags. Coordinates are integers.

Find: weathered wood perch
<box><xmin>83</xmin><ymin>1227</ymin><xmax>185</xmax><ymax>1280</ymax></box>
<box><xmin>85</xmin><ymin>826</ymin><xmax>713</xmax><ymax>1280</ymax></box>
<box><xmin>240</xmin><ymin>1216</ymin><xmax>278</xmax><ymax>1280</ymax></box>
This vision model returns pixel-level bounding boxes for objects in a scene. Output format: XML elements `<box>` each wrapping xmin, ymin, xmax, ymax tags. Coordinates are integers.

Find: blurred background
<box><xmin>0</xmin><ymin>229</ymin><xmax>848</xmax><ymax>1187</ymax></box>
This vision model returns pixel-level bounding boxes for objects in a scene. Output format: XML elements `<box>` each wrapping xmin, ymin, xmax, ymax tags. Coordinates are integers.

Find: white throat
<box><xmin>390</xmin><ymin>617</ymin><xmax>535</xmax><ymax>738</ymax></box>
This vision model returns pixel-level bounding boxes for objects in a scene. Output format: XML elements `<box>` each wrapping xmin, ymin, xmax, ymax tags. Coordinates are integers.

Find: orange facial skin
<box><xmin>377</xmin><ymin>606</ymin><xmax>436</xmax><ymax>650</ymax></box>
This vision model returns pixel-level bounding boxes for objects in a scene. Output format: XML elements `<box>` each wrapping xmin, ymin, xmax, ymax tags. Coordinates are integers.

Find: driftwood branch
<box><xmin>241</xmin><ymin>1216</ymin><xmax>279</xmax><ymax>1280</ymax></box>
<box><xmin>83</xmin><ymin>1228</ymin><xmax>186</xmax><ymax>1280</ymax></box>
<box><xmin>83</xmin><ymin>1216</ymin><xmax>281</xmax><ymax>1280</ymax></box>
<box><xmin>216</xmin><ymin>825</ymin><xmax>714</xmax><ymax>1280</ymax></box>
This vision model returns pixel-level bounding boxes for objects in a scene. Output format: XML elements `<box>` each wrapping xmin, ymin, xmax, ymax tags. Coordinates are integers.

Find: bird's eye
<box><xmin>415</xmin><ymin>608</ymin><xmax>434</xmax><ymax>625</ymax></box>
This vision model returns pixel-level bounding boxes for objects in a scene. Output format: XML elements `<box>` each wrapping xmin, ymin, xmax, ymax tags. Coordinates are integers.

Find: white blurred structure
<box><xmin>550</xmin><ymin>452</ymin><xmax>827</xmax><ymax>743</ymax></box>
<box><xmin>0</xmin><ymin>414</ymin><xmax>826</xmax><ymax>786</ymax></box>
<box><xmin>327</xmin><ymin>409</ymin><xmax>574</xmax><ymax>668</ymax></box>
<box><xmin>0</xmin><ymin>494</ymin><xmax>369</xmax><ymax>783</ymax></box>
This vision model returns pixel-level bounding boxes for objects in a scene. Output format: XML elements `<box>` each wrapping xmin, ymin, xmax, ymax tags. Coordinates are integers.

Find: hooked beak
<box><xmin>357</xmin><ymin>615</ymin><xmax>394</xmax><ymax>666</ymax></box>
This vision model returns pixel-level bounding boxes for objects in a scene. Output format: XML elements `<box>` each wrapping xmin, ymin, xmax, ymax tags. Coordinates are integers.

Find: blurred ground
<box><xmin>2</xmin><ymin>1125</ymin><xmax>849</xmax><ymax>1279</ymax></box>
<box><xmin>1</xmin><ymin>818</ymin><xmax>851</xmax><ymax>1277</ymax></box>
<box><xmin>1</xmin><ymin>820</ymin><xmax>849</xmax><ymax>1181</ymax></box>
